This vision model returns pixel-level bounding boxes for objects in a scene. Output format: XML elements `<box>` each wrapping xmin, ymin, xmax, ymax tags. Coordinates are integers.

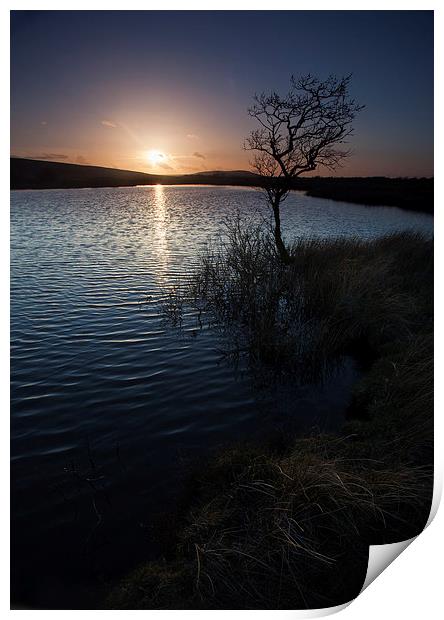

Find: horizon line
<box><xmin>10</xmin><ymin>157</ymin><xmax>434</xmax><ymax>181</ymax></box>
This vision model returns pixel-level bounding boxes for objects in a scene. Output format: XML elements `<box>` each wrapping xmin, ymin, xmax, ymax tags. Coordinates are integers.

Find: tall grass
<box><xmin>179</xmin><ymin>218</ymin><xmax>432</xmax><ymax>381</ymax></box>
<box><xmin>108</xmin><ymin>220</ymin><xmax>433</xmax><ymax>609</ymax></box>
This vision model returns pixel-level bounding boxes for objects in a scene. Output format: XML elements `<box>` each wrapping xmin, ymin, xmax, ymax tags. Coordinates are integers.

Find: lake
<box><xmin>10</xmin><ymin>185</ymin><xmax>433</xmax><ymax>608</ymax></box>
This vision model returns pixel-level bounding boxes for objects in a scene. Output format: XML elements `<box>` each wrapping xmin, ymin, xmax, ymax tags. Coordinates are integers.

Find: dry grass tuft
<box><xmin>177</xmin><ymin>219</ymin><xmax>432</xmax><ymax>381</ymax></box>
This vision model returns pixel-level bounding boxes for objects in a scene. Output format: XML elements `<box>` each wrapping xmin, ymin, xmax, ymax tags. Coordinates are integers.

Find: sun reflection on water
<box><xmin>152</xmin><ymin>184</ymin><xmax>171</xmax><ymax>284</ymax></box>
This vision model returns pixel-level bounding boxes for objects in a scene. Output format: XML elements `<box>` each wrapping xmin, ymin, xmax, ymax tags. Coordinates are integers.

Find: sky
<box><xmin>10</xmin><ymin>10</ymin><xmax>434</xmax><ymax>177</ymax></box>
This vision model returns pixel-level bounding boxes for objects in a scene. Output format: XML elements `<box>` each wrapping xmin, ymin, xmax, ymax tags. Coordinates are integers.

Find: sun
<box><xmin>146</xmin><ymin>150</ymin><xmax>166</xmax><ymax>166</ymax></box>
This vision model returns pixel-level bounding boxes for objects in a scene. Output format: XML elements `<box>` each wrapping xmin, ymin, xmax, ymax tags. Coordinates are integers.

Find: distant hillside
<box><xmin>10</xmin><ymin>158</ymin><xmax>260</xmax><ymax>191</ymax></box>
<box><xmin>11</xmin><ymin>158</ymin><xmax>433</xmax><ymax>214</ymax></box>
<box><xmin>186</xmin><ymin>170</ymin><xmax>258</xmax><ymax>178</ymax></box>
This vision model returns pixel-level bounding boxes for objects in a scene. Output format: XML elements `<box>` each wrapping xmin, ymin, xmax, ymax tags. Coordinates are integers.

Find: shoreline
<box><xmin>10</xmin><ymin>158</ymin><xmax>434</xmax><ymax>215</ymax></box>
<box><xmin>106</xmin><ymin>231</ymin><xmax>433</xmax><ymax>609</ymax></box>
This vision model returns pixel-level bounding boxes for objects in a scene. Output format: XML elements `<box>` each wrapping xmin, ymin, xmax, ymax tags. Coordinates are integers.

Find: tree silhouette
<box><xmin>245</xmin><ymin>74</ymin><xmax>363</xmax><ymax>263</ymax></box>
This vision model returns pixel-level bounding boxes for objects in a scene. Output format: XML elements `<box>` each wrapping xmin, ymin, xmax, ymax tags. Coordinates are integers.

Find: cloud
<box><xmin>101</xmin><ymin>119</ymin><xmax>117</xmax><ymax>128</ymax></box>
<box><xmin>157</xmin><ymin>161</ymin><xmax>174</xmax><ymax>171</ymax></box>
<box><xmin>40</xmin><ymin>121</ymin><xmax>47</xmax><ymax>126</ymax></box>
<box><xmin>193</xmin><ymin>151</ymin><xmax>206</xmax><ymax>159</ymax></box>
<box><xmin>182</xmin><ymin>165</ymin><xmax>204</xmax><ymax>172</ymax></box>
<box><xmin>186</xmin><ymin>133</ymin><xmax>199</xmax><ymax>139</ymax></box>
<box><xmin>33</xmin><ymin>153</ymin><xmax>69</xmax><ymax>161</ymax></box>
<box><xmin>76</xmin><ymin>155</ymin><xmax>89</xmax><ymax>165</ymax></box>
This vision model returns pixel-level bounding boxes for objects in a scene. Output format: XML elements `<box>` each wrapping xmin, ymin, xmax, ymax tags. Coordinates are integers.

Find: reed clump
<box><xmin>108</xmin><ymin>222</ymin><xmax>433</xmax><ymax>609</ymax></box>
<box><xmin>187</xmin><ymin>219</ymin><xmax>432</xmax><ymax>379</ymax></box>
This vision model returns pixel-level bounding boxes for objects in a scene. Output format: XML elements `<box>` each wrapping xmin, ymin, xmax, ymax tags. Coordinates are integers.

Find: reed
<box><xmin>175</xmin><ymin>218</ymin><xmax>432</xmax><ymax>380</ymax></box>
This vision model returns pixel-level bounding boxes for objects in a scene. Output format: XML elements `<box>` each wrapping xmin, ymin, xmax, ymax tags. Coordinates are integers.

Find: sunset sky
<box><xmin>11</xmin><ymin>10</ymin><xmax>433</xmax><ymax>177</ymax></box>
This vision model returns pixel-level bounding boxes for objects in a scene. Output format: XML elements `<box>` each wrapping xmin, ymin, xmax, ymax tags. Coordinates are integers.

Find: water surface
<box><xmin>11</xmin><ymin>186</ymin><xmax>433</xmax><ymax>607</ymax></box>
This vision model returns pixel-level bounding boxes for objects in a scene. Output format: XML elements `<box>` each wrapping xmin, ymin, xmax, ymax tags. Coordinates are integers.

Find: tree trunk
<box><xmin>272</xmin><ymin>200</ymin><xmax>292</xmax><ymax>264</ymax></box>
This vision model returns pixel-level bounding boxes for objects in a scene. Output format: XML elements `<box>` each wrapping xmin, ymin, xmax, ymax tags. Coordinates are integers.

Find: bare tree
<box><xmin>245</xmin><ymin>74</ymin><xmax>364</xmax><ymax>263</ymax></box>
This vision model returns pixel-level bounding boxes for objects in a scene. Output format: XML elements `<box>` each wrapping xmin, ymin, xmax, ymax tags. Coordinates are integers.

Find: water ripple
<box><xmin>11</xmin><ymin>185</ymin><xmax>433</xmax><ymax>605</ymax></box>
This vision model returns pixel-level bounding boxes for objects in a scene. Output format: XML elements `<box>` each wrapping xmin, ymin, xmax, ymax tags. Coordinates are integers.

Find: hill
<box><xmin>10</xmin><ymin>158</ymin><xmax>433</xmax><ymax>214</ymax></box>
<box><xmin>10</xmin><ymin>158</ymin><xmax>259</xmax><ymax>191</ymax></box>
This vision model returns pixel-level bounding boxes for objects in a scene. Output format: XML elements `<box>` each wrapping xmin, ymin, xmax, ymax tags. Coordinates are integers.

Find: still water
<box><xmin>11</xmin><ymin>186</ymin><xmax>433</xmax><ymax>607</ymax></box>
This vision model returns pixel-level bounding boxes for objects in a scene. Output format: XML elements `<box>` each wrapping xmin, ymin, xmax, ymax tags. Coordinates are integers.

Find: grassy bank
<box><xmin>108</xmin><ymin>225</ymin><xmax>433</xmax><ymax>609</ymax></box>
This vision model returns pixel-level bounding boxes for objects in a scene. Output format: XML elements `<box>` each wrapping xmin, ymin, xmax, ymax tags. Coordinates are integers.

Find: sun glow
<box><xmin>146</xmin><ymin>150</ymin><xmax>166</xmax><ymax>166</ymax></box>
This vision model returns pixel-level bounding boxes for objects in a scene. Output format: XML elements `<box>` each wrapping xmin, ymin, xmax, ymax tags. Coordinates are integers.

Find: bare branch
<box><xmin>245</xmin><ymin>73</ymin><xmax>363</xmax><ymax>186</ymax></box>
<box><xmin>244</xmin><ymin>74</ymin><xmax>363</xmax><ymax>263</ymax></box>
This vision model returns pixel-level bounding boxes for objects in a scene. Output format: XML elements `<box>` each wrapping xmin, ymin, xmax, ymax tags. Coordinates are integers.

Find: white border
<box><xmin>3</xmin><ymin>2</ymin><xmax>441</xmax><ymax>617</ymax></box>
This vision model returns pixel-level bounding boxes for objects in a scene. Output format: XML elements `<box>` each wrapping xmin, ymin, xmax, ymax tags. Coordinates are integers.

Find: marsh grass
<box><xmin>108</xmin><ymin>427</ymin><xmax>432</xmax><ymax>609</ymax></box>
<box><xmin>108</xmin><ymin>221</ymin><xmax>433</xmax><ymax>609</ymax></box>
<box><xmin>169</xmin><ymin>218</ymin><xmax>432</xmax><ymax>381</ymax></box>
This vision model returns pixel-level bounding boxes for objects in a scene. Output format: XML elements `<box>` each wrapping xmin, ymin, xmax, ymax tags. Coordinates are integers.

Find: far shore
<box><xmin>11</xmin><ymin>158</ymin><xmax>433</xmax><ymax>214</ymax></box>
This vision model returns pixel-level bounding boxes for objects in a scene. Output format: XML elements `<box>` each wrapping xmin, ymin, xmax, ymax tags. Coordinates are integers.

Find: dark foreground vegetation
<box><xmin>295</xmin><ymin>176</ymin><xmax>434</xmax><ymax>214</ymax></box>
<box><xmin>107</xmin><ymin>226</ymin><xmax>433</xmax><ymax>609</ymax></box>
<box><xmin>11</xmin><ymin>158</ymin><xmax>433</xmax><ymax>214</ymax></box>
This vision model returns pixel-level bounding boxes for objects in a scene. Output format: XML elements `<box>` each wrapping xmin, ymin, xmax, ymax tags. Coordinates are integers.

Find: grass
<box><xmin>185</xmin><ymin>219</ymin><xmax>432</xmax><ymax>379</ymax></box>
<box><xmin>107</xmin><ymin>221</ymin><xmax>433</xmax><ymax>609</ymax></box>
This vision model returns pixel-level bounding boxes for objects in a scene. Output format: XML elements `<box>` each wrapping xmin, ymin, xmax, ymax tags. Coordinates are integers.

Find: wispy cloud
<box><xmin>186</xmin><ymin>133</ymin><xmax>199</xmax><ymax>139</ymax></box>
<box><xmin>101</xmin><ymin>119</ymin><xmax>117</xmax><ymax>128</ymax></box>
<box><xmin>182</xmin><ymin>165</ymin><xmax>205</xmax><ymax>172</ymax></box>
<box><xmin>158</xmin><ymin>161</ymin><xmax>174</xmax><ymax>171</ymax></box>
<box><xmin>32</xmin><ymin>153</ymin><xmax>69</xmax><ymax>161</ymax></box>
<box><xmin>40</xmin><ymin>121</ymin><xmax>47</xmax><ymax>126</ymax></box>
<box><xmin>76</xmin><ymin>155</ymin><xmax>89</xmax><ymax>165</ymax></box>
<box><xmin>193</xmin><ymin>151</ymin><xmax>205</xmax><ymax>159</ymax></box>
